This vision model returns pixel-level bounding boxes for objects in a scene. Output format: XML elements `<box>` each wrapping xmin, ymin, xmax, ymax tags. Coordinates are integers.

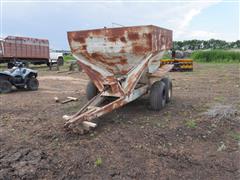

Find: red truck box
<box><xmin>0</xmin><ymin>36</ymin><xmax>50</xmax><ymax>65</ymax></box>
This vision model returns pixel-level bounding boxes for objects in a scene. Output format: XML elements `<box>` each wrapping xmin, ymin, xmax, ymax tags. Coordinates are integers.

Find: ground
<box><xmin>0</xmin><ymin>63</ymin><xmax>239</xmax><ymax>180</ymax></box>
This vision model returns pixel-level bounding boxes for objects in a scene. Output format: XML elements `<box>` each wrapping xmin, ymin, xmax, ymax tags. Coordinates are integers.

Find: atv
<box><xmin>0</xmin><ymin>61</ymin><xmax>39</xmax><ymax>93</ymax></box>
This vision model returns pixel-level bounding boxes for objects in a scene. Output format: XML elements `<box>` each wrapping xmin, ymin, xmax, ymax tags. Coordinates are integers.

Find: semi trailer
<box><xmin>0</xmin><ymin>36</ymin><xmax>64</xmax><ymax>68</ymax></box>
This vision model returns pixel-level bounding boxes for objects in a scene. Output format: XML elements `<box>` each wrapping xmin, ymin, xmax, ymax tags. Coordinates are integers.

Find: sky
<box><xmin>0</xmin><ymin>0</ymin><xmax>239</xmax><ymax>49</ymax></box>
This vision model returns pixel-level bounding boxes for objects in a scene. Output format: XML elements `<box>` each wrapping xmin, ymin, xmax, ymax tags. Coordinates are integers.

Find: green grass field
<box><xmin>63</xmin><ymin>50</ymin><xmax>240</xmax><ymax>64</ymax></box>
<box><xmin>191</xmin><ymin>50</ymin><xmax>240</xmax><ymax>63</ymax></box>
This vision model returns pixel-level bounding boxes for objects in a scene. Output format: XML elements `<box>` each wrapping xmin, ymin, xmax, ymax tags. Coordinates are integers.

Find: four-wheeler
<box><xmin>0</xmin><ymin>61</ymin><xmax>39</xmax><ymax>93</ymax></box>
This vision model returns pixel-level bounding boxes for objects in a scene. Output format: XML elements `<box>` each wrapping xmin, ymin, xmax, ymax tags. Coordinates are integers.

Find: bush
<box><xmin>191</xmin><ymin>50</ymin><xmax>240</xmax><ymax>63</ymax></box>
<box><xmin>63</xmin><ymin>54</ymin><xmax>76</xmax><ymax>62</ymax></box>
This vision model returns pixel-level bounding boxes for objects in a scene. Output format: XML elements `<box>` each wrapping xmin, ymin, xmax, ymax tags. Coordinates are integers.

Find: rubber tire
<box><xmin>57</xmin><ymin>57</ymin><xmax>64</xmax><ymax>66</ymax></box>
<box><xmin>161</xmin><ymin>77</ymin><xmax>172</xmax><ymax>103</ymax></box>
<box><xmin>149</xmin><ymin>81</ymin><xmax>167</xmax><ymax>111</ymax></box>
<box><xmin>0</xmin><ymin>80</ymin><xmax>12</xmax><ymax>93</ymax></box>
<box><xmin>86</xmin><ymin>81</ymin><xmax>98</xmax><ymax>100</ymax></box>
<box><xmin>27</xmin><ymin>77</ymin><xmax>39</xmax><ymax>91</ymax></box>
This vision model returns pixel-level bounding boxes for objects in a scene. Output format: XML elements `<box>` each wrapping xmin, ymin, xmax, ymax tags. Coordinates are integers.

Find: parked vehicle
<box><xmin>63</xmin><ymin>25</ymin><xmax>174</xmax><ymax>133</ymax></box>
<box><xmin>0</xmin><ymin>61</ymin><xmax>39</xmax><ymax>93</ymax></box>
<box><xmin>160</xmin><ymin>59</ymin><xmax>193</xmax><ymax>71</ymax></box>
<box><xmin>0</xmin><ymin>36</ymin><xmax>64</xmax><ymax>68</ymax></box>
<box><xmin>49</xmin><ymin>51</ymin><xmax>64</xmax><ymax>66</ymax></box>
<box><xmin>0</xmin><ymin>36</ymin><xmax>49</xmax><ymax>68</ymax></box>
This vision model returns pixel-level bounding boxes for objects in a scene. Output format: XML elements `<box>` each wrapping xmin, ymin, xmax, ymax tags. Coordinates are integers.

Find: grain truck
<box><xmin>0</xmin><ymin>36</ymin><xmax>64</xmax><ymax>68</ymax></box>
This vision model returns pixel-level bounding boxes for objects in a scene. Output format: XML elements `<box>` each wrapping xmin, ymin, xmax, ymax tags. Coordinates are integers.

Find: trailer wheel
<box><xmin>0</xmin><ymin>80</ymin><xmax>12</xmax><ymax>93</ymax></box>
<box><xmin>27</xmin><ymin>77</ymin><xmax>39</xmax><ymax>91</ymax></box>
<box><xmin>86</xmin><ymin>81</ymin><xmax>98</xmax><ymax>100</ymax></box>
<box><xmin>149</xmin><ymin>81</ymin><xmax>167</xmax><ymax>111</ymax></box>
<box><xmin>161</xmin><ymin>77</ymin><xmax>172</xmax><ymax>103</ymax></box>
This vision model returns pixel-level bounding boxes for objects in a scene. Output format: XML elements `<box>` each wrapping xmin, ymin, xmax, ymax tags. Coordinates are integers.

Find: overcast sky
<box><xmin>1</xmin><ymin>0</ymin><xmax>239</xmax><ymax>49</ymax></box>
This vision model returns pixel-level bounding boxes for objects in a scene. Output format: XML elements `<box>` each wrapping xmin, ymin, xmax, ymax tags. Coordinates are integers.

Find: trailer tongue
<box><xmin>64</xmin><ymin>25</ymin><xmax>173</xmax><ymax>133</ymax></box>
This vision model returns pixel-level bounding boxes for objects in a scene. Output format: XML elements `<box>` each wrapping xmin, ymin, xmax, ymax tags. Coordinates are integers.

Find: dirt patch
<box><xmin>0</xmin><ymin>146</ymin><xmax>55</xmax><ymax>180</ymax></box>
<box><xmin>0</xmin><ymin>63</ymin><xmax>239</xmax><ymax>179</ymax></box>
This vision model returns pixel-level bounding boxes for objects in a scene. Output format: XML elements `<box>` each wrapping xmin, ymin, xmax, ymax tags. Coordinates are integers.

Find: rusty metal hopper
<box><xmin>68</xmin><ymin>25</ymin><xmax>172</xmax><ymax>94</ymax></box>
<box><xmin>65</xmin><ymin>25</ymin><xmax>173</xmax><ymax>133</ymax></box>
<box><xmin>68</xmin><ymin>25</ymin><xmax>172</xmax><ymax>74</ymax></box>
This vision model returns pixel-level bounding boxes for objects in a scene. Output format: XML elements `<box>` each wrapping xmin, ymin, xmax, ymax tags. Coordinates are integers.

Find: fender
<box><xmin>22</xmin><ymin>69</ymin><xmax>38</xmax><ymax>79</ymax></box>
<box><xmin>0</xmin><ymin>72</ymin><xmax>12</xmax><ymax>81</ymax></box>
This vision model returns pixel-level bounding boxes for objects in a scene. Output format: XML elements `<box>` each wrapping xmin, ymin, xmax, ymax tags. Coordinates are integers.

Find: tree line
<box><xmin>173</xmin><ymin>39</ymin><xmax>240</xmax><ymax>51</ymax></box>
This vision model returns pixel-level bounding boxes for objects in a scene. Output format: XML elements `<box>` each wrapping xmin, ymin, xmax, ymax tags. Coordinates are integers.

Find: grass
<box><xmin>191</xmin><ymin>50</ymin><xmax>240</xmax><ymax>63</ymax></box>
<box><xmin>185</xmin><ymin>120</ymin><xmax>197</xmax><ymax>129</ymax></box>
<box><xmin>95</xmin><ymin>157</ymin><xmax>102</xmax><ymax>167</ymax></box>
<box><xmin>230</xmin><ymin>132</ymin><xmax>240</xmax><ymax>141</ymax></box>
<box><xmin>161</xmin><ymin>52</ymin><xmax>171</xmax><ymax>59</ymax></box>
<box><xmin>63</xmin><ymin>54</ymin><xmax>76</xmax><ymax>62</ymax></box>
<box><xmin>214</xmin><ymin>96</ymin><xmax>225</xmax><ymax>103</ymax></box>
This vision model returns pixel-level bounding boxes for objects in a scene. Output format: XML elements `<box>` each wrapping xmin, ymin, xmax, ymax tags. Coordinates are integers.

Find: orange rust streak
<box><xmin>132</xmin><ymin>45</ymin><xmax>151</xmax><ymax>55</ymax></box>
<box><xmin>104</xmin><ymin>76</ymin><xmax>125</xmax><ymax>95</ymax></box>
<box><xmin>108</xmin><ymin>36</ymin><xmax>118</xmax><ymax>42</ymax></box>
<box><xmin>127</xmin><ymin>33</ymin><xmax>139</xmax><ymax>41</ymax></box>
<box><xmin>77</xmin><ymin>61</ymin><xmax>104</xmax><ymax>92</ymax></box>
<box><xmin>78</xmin><ymin>61</ymin><xmax>125</xmax><ymax>96</ymax></box>
<box><xmin>85</xmin><ymin>97</ymin><xmax>126</xmax><ymax>121</ymax></box>
<box><xmin>120</xmin><ymin>37</ymin><xmax>127</xmax><ymax>43</ymax></box>
<box><xmin>125</xmin><ymin>53</ymin><xmax>156</xmax><ymax>94</ymax></box>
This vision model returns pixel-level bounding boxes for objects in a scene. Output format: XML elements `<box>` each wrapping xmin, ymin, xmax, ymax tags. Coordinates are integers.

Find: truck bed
<box><xmin>0</xmin><ymin>36</ymin><xmax>50</xmax><ymax>63</ymax></box>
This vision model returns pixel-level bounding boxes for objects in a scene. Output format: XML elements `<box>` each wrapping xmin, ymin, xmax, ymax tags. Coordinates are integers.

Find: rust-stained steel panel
<box><xmin>0</xmin><ymin>36</ymin><xmax>49</xmax><ymax>61</ymax></box>
<box><xmin>68</xmin><ymin>25</ymin><xmax>172</xmax><ymax>76</ymax></box>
